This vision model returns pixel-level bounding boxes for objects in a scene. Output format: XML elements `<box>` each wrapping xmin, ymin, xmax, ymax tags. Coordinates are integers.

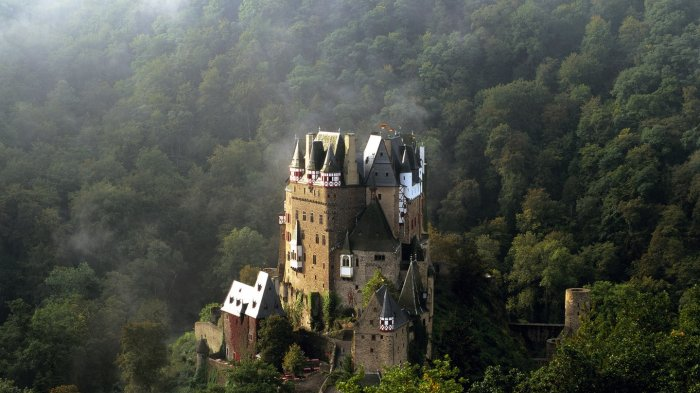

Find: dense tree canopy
<box><xmin>0</xmin><ymin>0</ymin><xmax>699</xmax><ymax>391</ymax></box>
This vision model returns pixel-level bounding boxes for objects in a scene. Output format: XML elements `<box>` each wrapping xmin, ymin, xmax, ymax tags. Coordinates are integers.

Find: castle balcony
<box><xmin>340</xmin><ymin>266</ymin><xmax>353</xmax><ymax>278</ymax></box>
<box><xmin>290</xmin><ymin>259</ymin><xmax>303</xmax><ymax>270</ymax></box>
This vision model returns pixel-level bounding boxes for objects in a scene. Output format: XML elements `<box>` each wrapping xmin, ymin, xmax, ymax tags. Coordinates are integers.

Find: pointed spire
<box><xmin>306</xmin><ymin>140</ymin><xmax>323</xmax><ymax>171</ymax></box>
<box><xmin>290</xmin><ymin>138</ymin><xmax>305</xmax><ymax>169</ymax></box>
<box><xmin>321</xmin><ymin>146</ymin><xmax>340</xmax><ymax>173</ymax></box>
<box><xmin>380</xmin><ymin>287</ymin><xmax>394</xmax><ymax>319</ymax></box>
<box><xmin>340</xmin><ymin>230</ymin><xmax>352</xmax><ymax>253</ymax></box>
<box><xmin>399</xmin><ymin>259</ymin><xmax>425</xmax><ymax>315</ymax></box>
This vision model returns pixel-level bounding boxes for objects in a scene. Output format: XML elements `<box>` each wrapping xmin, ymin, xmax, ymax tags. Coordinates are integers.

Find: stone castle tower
<box><xmin>278</xmin><ymin>128</ymin><xmax>433</xmax><ymax>370</ymax></box>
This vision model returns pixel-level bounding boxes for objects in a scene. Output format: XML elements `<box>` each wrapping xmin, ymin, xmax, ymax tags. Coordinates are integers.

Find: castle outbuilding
<box><xmin>220</xmin><ymin>271</ymin><xmax>285</xmax><ymax>361</ymax></box>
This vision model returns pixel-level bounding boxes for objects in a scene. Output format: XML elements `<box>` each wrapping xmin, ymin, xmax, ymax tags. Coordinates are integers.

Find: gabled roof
<box><xmin>349</xmin><ymin>200</ymin><xmax>397</xmax><ymax>252</ymax></box>
<box><xmin>399</xmin><ymin>260</ymin><xmax>426</xmax><ymax>316</ymax></box>
<box><xmin>221</xmin><ymin>271</ymin><xmax>285</xmax><ymax>319</ymax></box>
<box><xmin>376</xmin><ymin>285</ymin><xmax>409</xmax><ymax>329</ymax></box>
<box><xmin>365</xmin><ymin>140</ymin><xmax>398</xmax><ymax>187</ymax></box>
<box><xmin>290</xmin><ymin>138</ymin><xmax>304</xmax><ymax>169</ymax></box>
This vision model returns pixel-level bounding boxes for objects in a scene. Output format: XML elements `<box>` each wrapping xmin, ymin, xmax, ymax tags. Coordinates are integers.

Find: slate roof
<box><xmin>321</xmin><ymin>145</ymin><xmax>340</xmax><ymax>173</ymax></box>
<box><xmin>339</xmin><ymin>230</ymin><xmax>352</xmax><ymax>254</ymax></box>
<box><xmin>376</xmin><ymin>285</ymin><xmax>409</xmax><ymax>329</ymax></box>
<box><xmin>290</xmin><ymin>138</ymin><xmax>304</xmax><ymax>168</ymax></box>
<box><xmin>365</xmin><ymin>140</ymin><xmax>398</xmax><ymax>187</ymax></box>
<box><xmin>348</xmin><ymin>200</ymin><xmax>398</xmax><ymax>252</ymax></box>
<box><xmin>306</xmin><ymin>140</ymin><xmax>324</xmax><ymax>171</ymax></box>
<box><xmin>398</xmin><ymin>260</ymin><xmax>426</xmax><ymax>316</ymax></box>
<box><xmin>221</xmin><ymin>271</ymin><xmax>284</xmax><ymax>319</ymax></box>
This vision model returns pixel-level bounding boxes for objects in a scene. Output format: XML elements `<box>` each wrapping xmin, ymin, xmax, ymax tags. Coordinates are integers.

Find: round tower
<box><xmin>195</xmin><ymin>337</ymin><xmax>210</xmax><ymax>373</ymax></box>
<box><xmin>564</xmin><ymin>288</ymin><xmax>591</xmax><ymax>334</ymax></box>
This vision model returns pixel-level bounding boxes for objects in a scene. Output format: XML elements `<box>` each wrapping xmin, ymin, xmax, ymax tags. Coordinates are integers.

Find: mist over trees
<box><xmin>0</xmin><ymin>0</ymin><xmax>699</xmax><ymax>391</ymax></box>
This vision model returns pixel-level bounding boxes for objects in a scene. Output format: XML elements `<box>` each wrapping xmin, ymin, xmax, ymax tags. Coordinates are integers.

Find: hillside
<box><xmin>0</xmin><ymin>0</ymin><xmax>698</xmax><ymax>391</ymax></box>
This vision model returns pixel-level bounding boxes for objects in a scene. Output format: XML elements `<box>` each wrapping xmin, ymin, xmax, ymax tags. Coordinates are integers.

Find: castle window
<box><xmin>310</xmin><ymin>213</ymin><xmax>314</xmax><ymax>223</ymax></box>
<box><xmin>371</xmin><ymin>335</ymin><xmax>376</xmax><ymax>341</ymax></box>
<box><xmin>302</xmin><ymin>211</ymin><xmax>307</xmax><ymax>221</ymax></box>
<box><xmin>287</xmin><ymin>213</ymin><xmax>290</xmax><ymax>222</ymax></box>
<box><xmin>370</xmin><ymin>348</ymin><xmax>374</xmax><ymax>353</ymax></box>
<box><xmin>385</xmin><ymin>172</ymin><xmax>389</xmax><ymax>176</ymax></box>
<box><xmin>322</xmin><ymin>235</ymin><xmax>326</xmax><ymax>245</ymax></box>
<box><xmin>374</xmin><ymin>255</ymin><xmax>386</xmax><ymax>261</ymax></box>
<box><xmin>378</xmin><ymin>193</ymin><xmax>381</xmax><ymax>200</ymax></box>
<box><xmin>319</xmin><ymin>215</ymin><xmax>323</xmax><ymax>224</ymax></box>
<box><xmin>313</xmin><ymin>255</ymin><xmax>317</xmax><ymax>264</ymax></box>
<box><xmin>315</xmin><ymin>234</ymin><xmax>319</xmax><ymax>244</ymax></box>
<box><xmin>295</xmin><ymin>210</ymin><xmax>298</xmax><ymax>219</ymax></box>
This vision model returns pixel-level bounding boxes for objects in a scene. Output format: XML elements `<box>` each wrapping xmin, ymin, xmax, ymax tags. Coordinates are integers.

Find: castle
<box><xmin>278</xmin><ymin>128</ymin><xmax>434</xmax><ymax>371</ymax></box>
<box><xmin>196</xmin><ymin>128</ymin><xmax>435</xmax><ymax>375</ymax></box>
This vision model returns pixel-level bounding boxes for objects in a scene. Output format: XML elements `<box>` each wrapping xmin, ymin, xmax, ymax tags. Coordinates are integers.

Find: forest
<box><xmin>0</xmin><ymin>0</ymin><xmax>699</xmax><ymax>391</ymax></box>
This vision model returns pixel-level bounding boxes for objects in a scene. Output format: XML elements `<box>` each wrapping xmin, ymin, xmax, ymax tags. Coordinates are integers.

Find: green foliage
<box><xmin>256</xmin><ymin>315</ymin><xmax>294</xmax><ymax>370</ymax></box>
<box><xmin>361</xmin><ymin>271</ymin><xmax>398</xmax><ymax>308</ymax></box>
<box><xmin>238</xmin><ymin>265</ymin><xmax>260</xmax><ymax>286</ymax></box>
<box><xmin>42</xmin><ymin>263</ymin><xmax>100</xmax><ymax>300</ymax></box>
<box><xmin>0</xmin><ymin>379</ymin><xmax>34</xmax><ymax>393</ymax></box>
<box><xmin>215</xmin><ymin>227</ymin><xmax>268</xmax><ymax>289</ymax></box>
<box><xmin>225</xmin><ymin>360</ymin><xmax>293</xmax><ymax>393</ymax></box>
<box><xmin>322</xmin><ymin>291</ymin><xmax>339</xmax><ymax>332</ymax></box>
<box><xmin>117</xmin><ymin>321</ymin><xmax>168</xmax><ymax>393</ymax></box>
<box><xmin>282</xmin><ymin>343</ymin><xmax>305</xmax><ymax>376</ymax></box>
<box><xmin>337</xmin><ymin>356</ymin><xmax>465</xmax><ymax>393</ymax></box>
<box><xmin>163</xmin><ymin>331</ymin><xmax>197</xmax><ymax>391</ymax></box>
<box><xmin>0</xmin><ymin>0</ymin><xmax>699</xmax><ymax>389</ymax></box>
<box><xmin>283</xmin><ymin>296</ymin><xmax>304</xmax><ymax>330</ymax></box>
<box><xmin>198</xmin><ymin>303</ymin><xmax>221</xmax><ymax>323</ymax></box>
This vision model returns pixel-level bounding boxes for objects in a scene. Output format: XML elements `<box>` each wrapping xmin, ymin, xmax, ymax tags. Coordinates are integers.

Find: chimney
<box><xmin>344</xmin><ymin>133</ymin><xmax>359</xmax><ymax>185</ymax></box>
<box><xmin>305</xmin><ymin>133</ymin><xmax>315</xmax><ymax>163</ymax></box>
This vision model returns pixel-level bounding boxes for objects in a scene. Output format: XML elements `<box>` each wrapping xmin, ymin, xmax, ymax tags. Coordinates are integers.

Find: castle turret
<box><xmin>306</xmin><ymin>140</ymin><xmax>323</xmax><ymax>184</ymax></box>
<box><xmin>564</xmin><ymin>288</ymin><xmax>591</xmax><ymax>335</ymax></box>
<box><xmin>289</xmin><ymin>138</ymin><xmax>305</xmax><ymax>182</ymax></box>
<box><xmin>379</xmin><ymin>288</ymin><xmax>396</xmax><ymax>332</ymax></box>
<box><xmin>195</xmin><ymin>337</ymin><xmax>210</xmax><ymax>374</ymax></box>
